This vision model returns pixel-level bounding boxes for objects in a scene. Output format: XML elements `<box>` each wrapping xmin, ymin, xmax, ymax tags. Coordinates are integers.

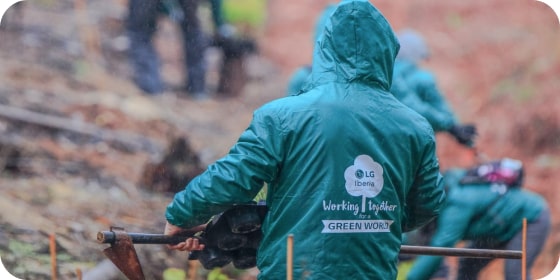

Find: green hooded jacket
<box><xmin>391</xmin><ymin>59</ymin><xmax>457</xmax><ymax>132</ymax></box>
<box><xmin>167</xmin><ymin>1</ymin><xmax>445</xmax><ymax>279</ymax></box>
<box><xmin>390</xmin><ymin>28</ymin><xmax>458</xmax><ymax>132</ymax></box>
<box><xmin>406</xmin><ymin>169</ymin><xmax>548</xmax><ymax>280</ymax></box>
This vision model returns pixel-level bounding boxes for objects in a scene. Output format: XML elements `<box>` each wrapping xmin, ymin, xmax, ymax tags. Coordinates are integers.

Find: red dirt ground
<box><xmin>0</xmin><ymin>0</ymin><xmax>559</xmax><ymax>279</ymax></box>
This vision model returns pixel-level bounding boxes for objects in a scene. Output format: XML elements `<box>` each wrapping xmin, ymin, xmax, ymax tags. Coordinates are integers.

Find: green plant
<box><xmin>253</xmin><ymin>184</ymin><xmax>267</xmax><ymax>203</ymax></box>
<box><xmin>207</xmin><ymin>268</ymin><xmax>229</xmax><ymax>280</ymax></box>
<box><xmin>163</xmin><ymin>267</ymin><xmax>187</xmax><ymax>280</ymax></box>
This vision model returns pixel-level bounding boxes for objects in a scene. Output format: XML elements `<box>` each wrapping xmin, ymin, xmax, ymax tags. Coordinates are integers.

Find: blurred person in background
<box><xmin>391</xmin><ymin>28</ymin><xmax>477</xmax><ymax>147</ymax></box>
<box><xmin>163</xmin><ymin>1</ymin><xmax>446</xmax><ymax>279</ymax></box>
<box><xmin>406</xmin><ymin>158</ymin><xmax>551</xmax><ymax>280</ymax></box>
<box><xmin>126</xmin><ymin>0</ymin><xmax>231</xmax><ymax>98</ymax></box>
<box><xmin>394</xmin><ymin>28</ymin><xmax>478</xmax><ymax>280</ymax></box>
<box><xmin>287</xmin><ymin>22</ymin><xmax>478</xmax><ymax>149</ymax></box>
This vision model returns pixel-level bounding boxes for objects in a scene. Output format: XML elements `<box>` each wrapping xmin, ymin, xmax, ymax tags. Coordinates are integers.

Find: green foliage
<box><xmin>535</xmin><ymin>154</ymin><xmax>560</xmax><ymax>168</ymax></box>
<box><xmin>253</xmin><ymin>184</ymin><xmax>267</xmax><ymax>203</ymax></box>
<box><xmin>207</xmin><ymin>268</ymin><xmax>230</xmax><ymax>280</ymax></box>
<box><xmin>4</xmin><ymin>240</ymin><xmax>75</xmax><ymax>278</ymax></box>
<box><xmin>491</xmin><ymin>77</ymin><xmax>535</xmax><ymax>103</ymax></box>
<box><xmin>163</xmin><ymin>267</ymin><xmax>187</xmax><ymax>280</ymax></box>
<box><xmin>7</xmin><ymin>240</ymin><xmax>36</xmax><ymax>257</ymax></box>
<box><xmin>222</xmin><ymin>0</ymin><xmax>267</xmax><ymax>27</ymax></box>
<box><xmin>396</xmin><ymin>260</ymin><xmax>414</xmax><ymax>280</ymax></box>
<box><xmin>34</xmin><ymin>0</ymin><xmax>58</xmax><ymax>8</ymax></box>
<box><xmin>445</xmin><ymin>12</ymin><xmax>463</xmax><ymax>29</ymax></box>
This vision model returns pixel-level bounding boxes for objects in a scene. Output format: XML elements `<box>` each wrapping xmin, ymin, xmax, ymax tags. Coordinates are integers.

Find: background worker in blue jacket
<box><xmin>126</xmin><ymin>0</ymin><xmax>226</xmax><ymax>97</ymax></box>
<box><xmin>163</xmin><ymin>1</ymin><xmax>446</xmax><ymax>279</ymax></box>
<box><xmin>406</xmin><ymin>158</ymin><xmax>551</xmax><ymax>280</ymax></box>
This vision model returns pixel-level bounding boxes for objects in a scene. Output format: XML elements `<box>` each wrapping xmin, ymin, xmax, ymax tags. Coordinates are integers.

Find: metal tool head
<box><xmin>101</xmin><ymin>226</ymin><xmax>145</xmax><ymax>280</ymax></box>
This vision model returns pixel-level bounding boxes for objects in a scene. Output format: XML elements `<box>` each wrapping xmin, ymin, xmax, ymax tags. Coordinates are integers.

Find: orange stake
<box><xmin>522</xmin><ymin>218</ymin><xmax>527</xmax><ymax>280</ymax></box>
<box><xmin>188</xmin><ymin>260</ymin><xmax>200</xmax><ymax>280</ymax></box>
<box><xmin>50</xmin><ymin>233</ymin><xmax>57</xmax><ymax>280</ymax></box>
<box><xmin>287</xmin><ymin>234</ymin><xmax>293</xmax><ymax>280</ymax></box>
<box><xmin>76</xmin><ymin>268</ymin><xmax>82</xmax><ymax>280</ymax></box>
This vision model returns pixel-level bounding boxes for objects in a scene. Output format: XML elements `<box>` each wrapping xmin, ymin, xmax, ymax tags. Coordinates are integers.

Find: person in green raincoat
<box><xmin>406</xmin><ymin>158</ymin><xmax>550</xmax><ymax>280</ymax></box>
<box><xmin>164</xmin><ymin>1</ymin><xmax>446</xmax><ymax>279</ymax></box>
<box><xmin>288</xmin><ymin>23</ymin><xmax>477</xmax><ymax>149</ymax></box>
<box><xmin>394</xmin><ymin>28</ymin><xmax>478</xmax><ymax>279</ymax></box>
<box><xmin>391</xmin><ymin>29</ymin><xmax>477</xmax><ymax>147</ymax></box>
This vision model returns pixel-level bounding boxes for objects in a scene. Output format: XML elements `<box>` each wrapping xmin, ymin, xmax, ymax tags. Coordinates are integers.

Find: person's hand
<box><xmin>164</xmin><ymin>221</ymin><xmax>206</xmax><ymax>251</ymax></box>
<box><xmin>448</xmin><ymin>124</ymin><xmax>477</xmax><ymax>147</ymax></box>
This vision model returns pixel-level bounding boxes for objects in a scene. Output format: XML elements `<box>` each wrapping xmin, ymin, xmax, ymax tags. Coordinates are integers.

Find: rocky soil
<box><xmin>0</xmin><ymin>0</ymin><xmax>559</xmax><ymax>279</ymax></box>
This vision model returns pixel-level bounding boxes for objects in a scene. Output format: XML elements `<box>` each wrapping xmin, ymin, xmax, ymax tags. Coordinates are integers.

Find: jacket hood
<box><xmin>306</xmin><ymin>0</ymin><xmax>399</xmax><ymax>91</ymax></box>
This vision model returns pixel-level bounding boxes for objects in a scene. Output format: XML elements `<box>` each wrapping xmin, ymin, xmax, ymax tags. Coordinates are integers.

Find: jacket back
<box><xmin>166</xmin><ymin>1</ymin><xmax>445</xmax><ymax>279</ymax></box>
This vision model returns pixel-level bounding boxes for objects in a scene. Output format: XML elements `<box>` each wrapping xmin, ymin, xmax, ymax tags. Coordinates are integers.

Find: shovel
<box><xmin>97</xmin><ymin>204</ymin><xmax>268</xmax><ymax>279</ymax></box>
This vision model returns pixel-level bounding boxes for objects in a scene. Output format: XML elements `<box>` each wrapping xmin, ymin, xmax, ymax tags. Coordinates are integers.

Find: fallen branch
<box><xmin>0</xmin><ymin>103</ymin><xmax>163</xmax><ymax>154</ymax></box>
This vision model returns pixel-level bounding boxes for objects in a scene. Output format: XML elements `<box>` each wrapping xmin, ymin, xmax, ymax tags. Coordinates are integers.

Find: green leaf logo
<box><xmin>344</xmin><ymin>155</ymin><xmax>384</xmax><ymax>213</ymax></box>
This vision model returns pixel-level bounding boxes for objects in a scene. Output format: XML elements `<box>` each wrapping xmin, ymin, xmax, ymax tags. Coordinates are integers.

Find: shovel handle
<box><xmin>400</xmin><ymin>245</ymin><xmax>522</xmax><ymax>259</ymax></box>
<box><xmin>97</xmin><ymin>231</ymin><xmax>198</xmax><ymax>245</ymax></box>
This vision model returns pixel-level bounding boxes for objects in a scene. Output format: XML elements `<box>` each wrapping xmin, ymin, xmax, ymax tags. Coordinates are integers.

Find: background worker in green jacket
<box><xmin>163</xmin><ymin>1</ymin><xmax>446</xmax><ymax>279</ymax></box>
<box><xmin>288</xmin><ymin>24</ymin><xmax>474</xmax><ymax>278</ymax></box>
<box><xmin>288</xmin><ymin>23</ymin><xmax>477</xmax><ymax>148</ymax></box>
<box><xmin>406</xmin><ymin>158</ymin><xmax>551</xmax><ymax>280</ymax></box>
<box><xmin>391</xmin><ymin>28</ymin><xmax>477</xmax><ymax>147</ymax></box>
<box><xmin>394</xmin><ymin>27</ymin><xmax>477</xmax><ymax>280</ymax></box>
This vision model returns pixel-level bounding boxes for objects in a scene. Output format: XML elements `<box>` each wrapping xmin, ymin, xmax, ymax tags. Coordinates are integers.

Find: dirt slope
<box><xmin>0</xmin><ymin>0</ymin><xmax>559</xmax><ymax>279</ymax></box>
